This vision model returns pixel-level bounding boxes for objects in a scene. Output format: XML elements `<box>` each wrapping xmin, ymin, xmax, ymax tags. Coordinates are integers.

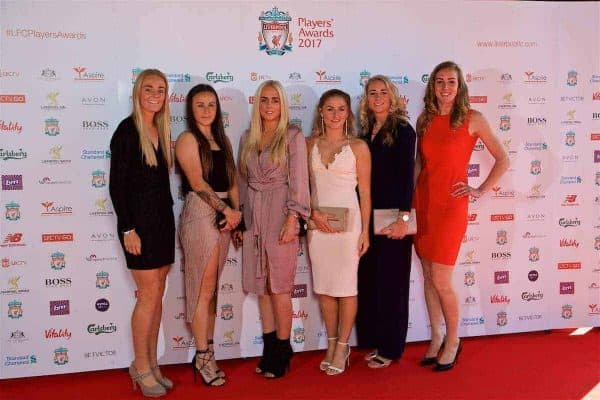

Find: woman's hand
<box><xmin>381</xmin><ymin>220</ymin><xmax>408</xmax><ymax>240</ymax></box>
<box><xmin>310</xmin><ymin>209</ymin><xmax>340</xmax><ymax>233</ymax></box>
<box><xmin>124</xmin><ymin>230</ymin><xmax>142</xmax><ymax>255</ymax></box>
<box><xmin>232</xmin><ymin>230</ymin><xmax>243</xmax><ymax>249</ymax></box>
<box><xmin>451</xmin><ymin>181</ymin><xmax>483</xmax><ymax>198</ymax></box>
<box><xmin>222</xmin><ymin>207</ymin><xmax>242</xmax><ymax>231</ymax></box>
<box><xmin>279</xmin><ymin>215</ymin><xmax>299</xmax><ymax>244</ymax></box>
<box><xmin>357</xmin><ymin>230</ymin><xmax>369</xmax><ymax>256</ymax></box>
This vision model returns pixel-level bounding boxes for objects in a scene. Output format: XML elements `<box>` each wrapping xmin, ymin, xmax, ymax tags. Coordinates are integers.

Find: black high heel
<box><xmin>264</xmin><ymin>338</ymin><xmax>293</xmax><ymax>379</ymax></box>
<box><xmin>434</xmin><ymin>340</ymin><xmax>462</xmax><ymax>372</ymax></box>
<box><xmin>191</xmin><ymin>349</ymin><xmax>225</xmax><ymax>386</ymax></box>
<box><xmin>420</xmin><ymin>337</ymin><xmax>445</xmax><ymax>366</ymax></box>
<box><xmin>207</xmin><ymin>339</ymin><xmax>225</xmax><ymax>379</ymax></box>
<box><xmin>256</xmin><ymin>331</ymin><xmax>276</xmax><ymax>374</ymax></box>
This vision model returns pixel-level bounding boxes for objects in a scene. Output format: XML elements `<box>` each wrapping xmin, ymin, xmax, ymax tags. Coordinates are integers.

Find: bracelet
<box><xmin>123</xmin><ymin>229</ymin><xmax>135</xmax><ymax>236</ymax></box>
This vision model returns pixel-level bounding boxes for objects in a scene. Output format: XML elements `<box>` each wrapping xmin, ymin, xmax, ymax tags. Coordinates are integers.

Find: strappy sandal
<box><xmin>326</xmin><ymin>342</ymin><xmax>351</xmax><ymax>376</ymax></box>
<box><xmin>191</xmin><ymin>349</ymin><xmax>225</xmax><ymax>387</ymax></box>
<box><xmin>367</xmin><ymin>354</ymin><xmax>392</xmax><ymax>369</ymax></box>
<box><xmin>207</xmin><ymin>339</ymin><xmax>225</xmax><ymax>378</ymax></box>
<box><xmin>320</xmin><ymin>337</ymin><xmax>337</xmax><ymax>371</ymax></box>
<box><xmin>364</xmin><ymin>349</ymin><xmax>378</xmax><ymax>361</ymax></box>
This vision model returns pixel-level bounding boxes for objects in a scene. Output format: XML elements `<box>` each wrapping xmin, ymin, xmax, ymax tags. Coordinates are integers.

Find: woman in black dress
<box><xmin>356</xmin><ymin>75</ymin><xmax>416</xmax><ymax>368</ymax></box>
<box><xmin>109</xmin><ymin>69</ymin><xmax>174</xmax><ymax>397</ymax></box>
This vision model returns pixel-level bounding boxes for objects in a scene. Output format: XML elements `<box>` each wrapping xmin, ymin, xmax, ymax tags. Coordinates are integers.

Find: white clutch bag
<box><xmin>373</xmin><ymin>208</ymin><xmax>417</xmax><ymax>235</ymax></box>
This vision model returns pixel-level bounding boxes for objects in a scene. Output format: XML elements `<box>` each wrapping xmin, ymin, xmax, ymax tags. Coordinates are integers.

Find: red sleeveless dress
<box><xmin>413</xmin><ymin>113</ymin><xmax>477</xmax><ymax>266</ymax></box>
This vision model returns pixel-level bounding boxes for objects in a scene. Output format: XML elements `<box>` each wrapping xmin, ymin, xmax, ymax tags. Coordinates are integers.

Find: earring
<box><xmin>344</xmin><ymin>120</ymin><xmax>348</xmax><ymax>138</ymax></box>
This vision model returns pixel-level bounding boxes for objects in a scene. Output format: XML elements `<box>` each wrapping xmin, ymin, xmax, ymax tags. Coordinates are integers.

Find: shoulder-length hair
<box><xmin>311</xmin><ymin>89</ymin><xmax>356</xmax><ymax>137</ymax></box>
<box><xmin>185</xmin><ymin>84</ymin><xmax>235</xmax><ymax>188</ymax></box>
<box><xmin>240</xmin><ymin>80</ymin><xmax>290</xmax><ymax>174</ymax></box>
<box><xmin>131</xmin><ymin>68</ymin><xmax>172</xmax><ymax>168</ymax></box>
<box><xmin>359</xmin><ymin>75</ymin><xmax>409</xmax><ymax>146</ymax></box>
<box><xmin>417</xmin><ymin>61</ymin><xmax>470</xmax><ymax>136</ymax></box>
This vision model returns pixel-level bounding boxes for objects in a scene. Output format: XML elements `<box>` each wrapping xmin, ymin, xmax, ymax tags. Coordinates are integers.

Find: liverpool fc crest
<box><xmin>258</xmin><ymin>7</ymin><xmax>293</xmax><ymax>56</ymax></box>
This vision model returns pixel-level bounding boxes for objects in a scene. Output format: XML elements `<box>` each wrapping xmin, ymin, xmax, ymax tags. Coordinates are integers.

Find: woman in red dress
<box><xmin>414</xmin><ymin>61</ymin><xmax>508</xmax><ymax>371</ymax></box>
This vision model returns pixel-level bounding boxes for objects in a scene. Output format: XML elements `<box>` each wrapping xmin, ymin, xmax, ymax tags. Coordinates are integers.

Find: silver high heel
<box><xmin>128</xmin><ymin>363</ymin><xmax>166</xmax><ymax>398</ymax></box>
<box><xmin>319</xmin><ymin>337</ymin><xmax>338</xmax><ymax>371</ymax></box>
<box><xmin>326</xmin><ymin>341</ymin><xmax>351</xmax><ymax>376</ymax></box>
<box><xmin>151</xmin><ymin>365</ymin><xmax>173</xmax><ymax>390</ymax></box>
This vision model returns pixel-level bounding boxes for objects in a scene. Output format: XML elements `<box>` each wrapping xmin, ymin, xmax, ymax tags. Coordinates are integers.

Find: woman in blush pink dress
<box><xmin>238</xmin><ymin>80</ymin><xmax>310</xmax><ymax>379</ymax></box>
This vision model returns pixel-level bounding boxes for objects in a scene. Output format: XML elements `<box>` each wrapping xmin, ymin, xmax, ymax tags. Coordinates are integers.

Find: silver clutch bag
<box><xmin>373</xmin><ymin>208</ymin><xmax>417</xmax><ymax>235</ymax></box>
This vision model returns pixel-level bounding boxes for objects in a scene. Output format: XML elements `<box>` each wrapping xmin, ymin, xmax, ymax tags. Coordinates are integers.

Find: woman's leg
<box><xmin>319</xmin><ymin>295</ymin><xmax>339</xmax><ymax>365</ymax></box>
<box><xmin>271</xmin><ymin>292</ymin><xmax>293</xmax><ymax>339</ymax></box>
<box><xmin>431</xmin><ymin>262</ymin><xmax>460</xmax><ymax>364</ymax></box>
<box><xmin>329</xmin><ymin>295</ymin><xmax>356</xmax><ymax>370</ymax></box>
<box><xmin>420</xmin><ymin>258</ymin><xmax>445</xmax><ymax>358</ymax></box>
<box><xmin>148</xmin><ymin>265</ymin><xmax>170</xmax><ymax>377</ymax></box>
<box><xmin>130</xmin><ymin>268</ymin><xmax>166</xmax><ymax>386</ymax></box>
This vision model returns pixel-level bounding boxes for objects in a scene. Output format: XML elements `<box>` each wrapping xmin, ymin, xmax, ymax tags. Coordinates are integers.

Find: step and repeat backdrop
<box><xmin>1</xmin><ymin>0</ymin><xmax>599</xmax><ymax>379</ymax></box>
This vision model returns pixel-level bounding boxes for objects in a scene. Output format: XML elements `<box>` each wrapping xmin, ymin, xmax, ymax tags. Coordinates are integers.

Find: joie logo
<box><xmin>560</xmin><ymin>282</ymin><xmax>575</xmax><ymax>295</ymax></box>
<box><xmin>494</xmin><ymin>271</ymin><xmax>509</xmax><ymax>284</ymax></box>
<box><xmin>2</xmin><ymin>175</ymin><xmax>23</xmax><ymax>190</ymax></box>
<box><xmin>49</xmin><ymin>300</ymin><xmax>70</xmax><ymax>316</ymax></box>
<box><xmin>291</xmin><ymin>284</ymin><xmax>307</xmax><ymax>298</ymax></box>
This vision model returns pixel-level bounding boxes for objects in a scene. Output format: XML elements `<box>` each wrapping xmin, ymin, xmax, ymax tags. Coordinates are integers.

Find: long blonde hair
<box><xmin>131</xmin><ymin>69</ymin><xmax>172</xmax><ymax>168</ymax></box>
<box><xmin>417</xmin><ymin>61</ymin><xmax>470</xmax><ymax>136</ymax></box>
<box><xmin>358</xmin><ymin>75</ymin><xmax>408</xmax><ymax>146</ymax></box>
<box><xmin>240</xmin><ymin>80</ymin><xmax>290</xmax><ymax>174</ymax></box>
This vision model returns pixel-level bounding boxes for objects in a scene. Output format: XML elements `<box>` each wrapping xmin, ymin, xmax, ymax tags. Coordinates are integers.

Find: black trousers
<box><xmin>356</xmin><ymin>235</ymin><xmax>412</xmax><ymax>360</ymax></box>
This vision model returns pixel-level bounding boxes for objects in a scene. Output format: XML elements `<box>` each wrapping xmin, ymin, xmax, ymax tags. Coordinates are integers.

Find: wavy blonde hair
<box><xmin>240</xmin><ymin>80</ymin><xmax>290</xmax><ymax>174</ymax></box>
<box><xmin>359</xmin><ymin>75</ymin><xmax>408</xmax><ymax>145</ymax></box>
<box><xmin>311</xmin><ymin>89</ymin><xmax>356</xmax><ymax>137</ymax></box>
<box><xmin>417</xmin><ymin>61</ymin><xmax>470</xmax><ymax>136</ymax></box>
<box><xmin>131</xmin><ymin>69</ymin><xmax>172</xmax><ymax>168</ymax></box>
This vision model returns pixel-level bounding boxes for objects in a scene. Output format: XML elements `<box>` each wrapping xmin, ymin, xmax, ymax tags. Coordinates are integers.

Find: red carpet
<box><xmin>1</xmin><ymin>329</ymin><xmax>598</xmax><ymax>400</ymax></box>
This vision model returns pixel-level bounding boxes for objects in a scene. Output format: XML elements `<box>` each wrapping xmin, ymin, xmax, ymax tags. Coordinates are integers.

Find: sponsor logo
<box><xmin>53</xmin><ymin>347</ymin><xmax>69</xmax><ymax>365</ymax></box>
<box><xmin>527</xmin><ymin>184</ymin><xmax>545</xmax><ymax>199</ymax></box>
<box><xmin>292</xmin><ymin>327</ymin><xmax>305</xmax><ymax>344</ymax></box>
<box><xmin>91</xmin><ymin>170</ymin><xmax>106</xmax><ymax>188</ymax></box>
<box><xmin>49</xmin><ymin>300</ymin><xmax>69</xmax><ymax>316</ymax></box>
<box><xmin>38</xmin><ymin>176</ymin><xmax>71</xmax><ymax>185</ymax></box>
<box><xmin>496</xmin><ymin>311</ymin><xmax>508</xmax><ymax>327</ymax></box>
<box><xmin>518</xmin><ymin>314</ymin><xmax>542</xmax><ymax>321</ymax></box>
<box><xmin>560</xmin><ymin>176</ymin><xmax>582</xmax><ymax>184</ymax></box>
<box><xmin>169</xmin><ymin>92</ymin><xmax>185</xmax><ymax>103</ymax></box>
<box><xmin>0</xmin><ymin>148</ymin><xmax>27</xmax><ymax>160</ymax></box>
<box><xmin>557</xmin><ymin>262</ymin><xmax>581</xmax><ymax>270</ymax></box>
<box><xmin>566</xmin><ymin>70</ymin><xmax>577</xmax><ymax>86</ymax></box>
<box><xmin>131</xmin><ymin>68</ymin><xmax>190</xmax><ymax>83</ymax></box>
<box><xmin>41</xmin><ymin>146</ymin><xmax>72</xmax><ymax>165</ymax></box>
<box><xmin>464</xmin><ymin>271</ymin><xmax>475</xmax><ymax>286</ymax></box>
<box><xmin>524</xmin><ymin>142</ymin><xmax>548</xmax><ymax>152</ymax></box>
<box><xmin>81</xmin><ymin>96</ymin><xmax>106</xmax><ymax>106</ymax></box>
<box><xmin>1</xmin><ymin>233</ymin><xmax>26</xmax><ymax>248</ymax></box>
<box><xmin>474</xmin><ymin>139</ymin><xmax>485</xmax><ymax>151</ymax></box>
<box><xmin>41</xmin><ymin>201</ymin><xmax>73</xmax><ymax>216</ymax></box>
<box><xmin>560</xmin><ymin>238</ymin><xmax>579</xmax><ymax>248</ymax></box>
<box><xmin>528</xmin><ymin>270</ymin><xmax>539</xmax><ymax>281</ymax></box>
<box><xmin>501</xmin><ymin>138</ymin><xmax>517</xmax><ymax>157</ymax></box>
<box><xmin>588</xmin><ymin>282</ymin><xmax>599</xmax><ymax>289</ymax></box>
<box><xmin>498</xmin><ymin>93</ymin><xmax>517</xmax><ymax>109</ymax></box>
<box><xmin>4</xmin><ymin>354</ymin><xmax>37</xmax><ymax>366</ymax></box>
<box><xmin>460</xmin><ymin>250</ymin><xmax>480</xmax><ymax>266</ymax></box>
<box><xmin>287</xmin><ymin>72</ymin><xmax>303</xmax><ymax>82</ymax></box>
<box><xmin>466</xmin><ymin>72</ymin><xmax>485</xmax><ymax>82</ymax></box>
<box><xmin>525</xmin><ymin>215</ymin><xmax>546</xmax><ymax>224</ymax></box>
<box><xmin>491</xmin><ymin>252</ymin><xmax>511</xmax><ymax>260</ymax></box>
<box><xmin>491</xmin><ymin>213</ymin><xmax>514</xmax><ymax>222</ymax></box>
<box><xmin>595</xmin><ymin>235</ymin><xmax>600</xmax><ymax>251</ymax></box>
<box><xmin>89</xmin><ymin>198</ymin><xmax>113</xmax><ymax>217</ymax></box>
<box><xmin>41</xmin><ymin>92</ymin><xmax>66</xmax><ymax>110</ymax></box>
<box><xmin>464</xmin><ymin>296</ymin><xmax>478</xmax><ymax>305</ymax></box>
<box><xmin>390</xmin><ymin>75</ymin><xmax>410</xmax><ymax>86</ymax></box>
<box><xmin>73</xmin><ymin>66</ymin><xmax>104</xmax><ymax>81</ymax></box>
<box><xmin>291</xmin><ymin>284</ymin><xmax>308</xmax><ymax>298</ymax></box>
<box><xmin>45</xmin><ymin>277</ymin><xmax>72</xmax><ymax>288</ymax></box>
<box><xmin>558</xmin><ymin>217</ymin><xmax>581</xmax><ymax>227</ymax></box>
<box><xmin>8</xmin><ymin>330</ymin><xmax>28</xmax><ymax>343</ymax></box>
<box><xmin>359</xmin><ymin>70</ymin><xmax>371</xmax><ymax>87</ymax></box>
<box><xmin>43</xmin><ymin>118</ymin><xmax>60</xmax><ymax>136</ymax></box>
<box><xmin>467</xmin><ymin>164</ymin><xmax>480</xmax><ymax>177</ymax></box>
<box><xmin>258</xmin><ymin>7</ymin><xmax>293</xmax><ymax>56</ymax></box>
<box><xmin>561</xmin><ymin>110</ymin><xmax>581</xmax><ymax>125</ymax></box>
<box><xmin>522</xmin><ymin>291</ymin><xmax>543</xmax><ymax>301</ymax></box>
<box><xmin>205</xmin><ymin>72</ymin><xmax>234</xmax><ymax>84</ymax></box>
<box><xmin>95</xmin><ymin>298</ymin><xmax>110</xmax><ymax>312</ymax></box>
<box><xmin>462</xmin><ymin>234</ymin><xmax>480</xmax><ymax>243</ymax></box>
<box><xmin>220</xmin><ymin>304</ymin><xmax>233</xmax><ymax>320</ymax></box>
<box><xmin>2</xmin><ymin>257</ymin><xmax>26</xmax><ymax>269</ymax></box>
<box><xmin>94</xmin><ymin>271</ymin><xmax>110</xmax><ymax>289</ymax></box>
<box><xmin>561</xmin><ymin>304</ymin><xmax>573</xmax><ymax>319</ymax></box>
<box><xmin>524</xmin><ymin>71</ymin><xmax>548</xmax><ymax>83</ymax></box>
<box><xmin>172</xmin><ymin>336</ymin><xmax>196</xmax><ymax>350</ymax></box>
<box><xmin>467</xmin><ymin>213</ymin><xmax>478</xmax><ymax>225</ymax></box>
<box><xmin>499</xmin><ymin>115</ymin><xmax>511</xmax><ymax>131</ymax></box>
<box><xmin>499</xmin><ymin>73</ymin><xmax>512</xmax><ymax>83</ymax></box>
<box><xmin>461</xmin><ymin>316</ymin><xmax>485</xmax><ymax>326</ymax></box>
<box><xmin>82</xmin><ymin>120</ymin><xmax>109</xmax><ymax>131</ymax></box>
<box><xmin>219</xmin><ymin>283</ymin><xmax>234</xmax><ymax>294</ymax></box>
<box><xmin>42</xmin><ymin>233</ymin><xmax>73</xmax><ymax>242</ymax></box>
<box><xmin>496</xmin><ymin>230</ymin><xmax>508</xmax><ymax>245</ymax></box>
<box><xmin>0</xmin><ymin>120</ymin><xmax>23</xmax><ymax>134</ymax></box>
<box><xmin>562</xmin><ymin>153</ymin><xmax>579</xmax><ymax>163</ymax></box>
<box><xmin>528</xmin><ymin>96</ymin><xmax>546</xmax><ymax>105</ymax></box>
<box><xmin>528</xmin><ymin>247</ymin><xmax>540</xmax><ymax>262</ymax></box>
<box><xmin>87</xmin><ymin>323</ymin><xmax>117</xmax><ymax>335</ymax></box>
<box><xmin>490</xmin><ymin>294</ymin><xmax>510</xmax><ymax>304</ymax></box>
<box><xmin>2</xmin><ymin>275</ymin><xmax>30</xmax><ymax>295</ymax></box>
<box><xmin>86</xmin><ymin>254</ymin><xmax>117</xmax><ymax>263</ymax></box>
<box><xmin>0</xmin><ymin>94</ymin><xmax>26</xmax><ymax>103</ymax></box>
<box><xmin>8</xmin><ymin>299</ymin><xmax>24</xmax><ymax>318</ymax></box>
<box><xmin>560</xmin><ymin>95</ymin><xmax>584</xmax><ymax>102</ymax></box>
<box><xmin>315</xmin><ymin>70</ymin><xmax>341</xmax><ymax>84</ymax></box>
<box><xmin>292</xmin><ymin>309</ymin><xmax>309</xmax><ymax>320</ymax></box>
<box><xmin>593</xmin><ymin>92</ymin><xmax>600</xmax><ymax>101</ymax></box>
<box><xmin>589</xmin><ymin>304</ymin><xmax>600</xmax><ymax>315</ymax></box>
<box><xmin>2</xmin><ymin>175</ymin><xmax>23</xmax><ymax>190</ymax></box>
<box><xmin>529</xmin><ymin>160</ymin><xmax>542</xmax><ymax>175</ymax></box>
<box><xmin>494</xmin><ymin>271</ymin><xmax>509</xmax><ymax>284</ymax></box>
<box><xmin>5</xmin><ymin>201</ymin><xmax>21</xmax><ymax>221</ymax></box>
<box><xmin>595</xmin><ymin>150</ymin><xmax>600</xmax><ymax>163</ymax></box>
<box><xmin>84</xmin><ymin>350</ymin><xmax>117</xmax><ymax>359</ymax></box>
<box><xmin>527</xmin><ymin>117</ymin><xmax>547</xmax><ymax>126</ymax></box>
<box><xmin>560</xmin><ymin>282</ymin><xmax>575</xmax><ymax>295</ymax></box>
<box><xmin>44</xmin><ymin>328</ymin><xmax>72</xmax><ymax>340</ymax></box>
<box><xmin>90</xmin><ymin>232</ymin><xmax>116</xmax><ymax>242</ymax></box>
<box><xmin>40</xmin><ymin>67</ymin><xmax>58</xmax><ymax>80</ymax></box>
<box><xmin>0</xmin><ymin>70</ymin><xmax>20</xmax><ymax>78</ymax></box>
<box><xmin>250</xmin><ymin>72</ymin><xmax>272</xmax><ymax>82</ymax></box>
<box><xmin>491</xmin><ymin>186</ymin><xmax>515</xmax><ymax>199</ymax></box>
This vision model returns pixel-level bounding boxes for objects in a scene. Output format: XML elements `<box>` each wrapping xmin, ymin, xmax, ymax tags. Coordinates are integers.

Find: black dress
<box><xmin>109</xmin><ymin>116</ymin><xmax>175</xmax><ymax>269</ymax></box>
<box><xmin>356</xmin><ymin>120</ymin><xmax>416</xmax><ymax>360</ymax></box>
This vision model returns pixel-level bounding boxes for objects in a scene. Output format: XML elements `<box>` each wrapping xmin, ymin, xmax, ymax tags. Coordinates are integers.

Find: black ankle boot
<box><xmin>256</xmin><ymin>331</ymin><xmax>277</xmax><ymax>374</ymax></box>
<box><xmin>264</xmin><ymin>338</ymin><xmax>293</xmax><ymax>379</ymax></box>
